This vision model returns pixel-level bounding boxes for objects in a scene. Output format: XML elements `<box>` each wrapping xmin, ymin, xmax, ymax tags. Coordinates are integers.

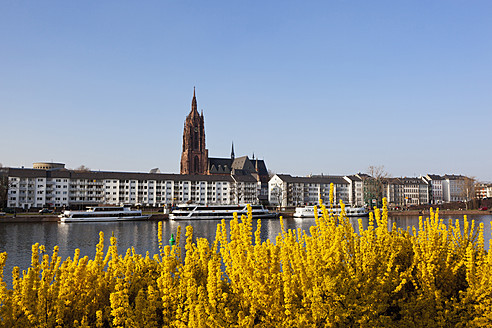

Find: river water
<box><xmin>0</xmin><ymin>213</ymin><xmax>491</xmax><ymax>286</ymax></box>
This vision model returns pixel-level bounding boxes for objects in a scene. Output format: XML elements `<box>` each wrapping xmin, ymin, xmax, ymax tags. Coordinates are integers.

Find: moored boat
<box><xmin>59</xmin><ymin>206</ymin><xmax>151</xmax><ymax>222</ymax></box>
<box><xmin>294</xmin><ymin>205</ymin><xmax>369</xmax><ymax>218</ymax></box>
<box><xmin>169</xmin><ymin>204</ymin><xmax>277</xmax><ymax>220</ymax></box>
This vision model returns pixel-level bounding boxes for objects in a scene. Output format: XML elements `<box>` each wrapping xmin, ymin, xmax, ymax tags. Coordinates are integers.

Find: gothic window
<box><xmin>194</xmin><ymin>156</ymin><xmax>200</xmax><ymax>173</ymax></box>
<box><xmin>194</xmin><ymin>127</ymin><xmax>199</xmax><ymax>149</ymax></box>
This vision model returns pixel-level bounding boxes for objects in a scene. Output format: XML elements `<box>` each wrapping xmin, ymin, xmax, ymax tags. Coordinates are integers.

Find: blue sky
<box><xmin>1</xmin><ymin>1</ymin><xmax>491</xmax><ymax>181</ymax></box>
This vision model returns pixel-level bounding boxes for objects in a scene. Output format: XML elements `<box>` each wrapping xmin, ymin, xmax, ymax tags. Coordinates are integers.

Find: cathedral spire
<box><xmin>231</xmin><ymin>141</ymin><xmax>235</xmax><ymax>160</ymax></box>
<box><xmin>191</xmin><ymin>87</ymin><xmax>198</xmax><ymax>114</ymax></box>
<box><xmin>181</xmin><ymin>87</ymin><xmax>208</xmax><ymax>174</ymax></box>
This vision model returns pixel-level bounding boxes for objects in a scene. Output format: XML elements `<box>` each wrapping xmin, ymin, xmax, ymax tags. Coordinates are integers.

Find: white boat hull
<box><xmin>169</xmin><ymin>204</ymin><xmax>277</xmax><ymax>220</ymax></box>
<box><xmin>60</xmin><ymin>215</ymin><xmax>151</xmax><ymax>223</ymax></box>
<box><xmin>170</xmin><ymin>212</ymin><xmax>277</xmax><ymax>220</ymax></box>
<box><xmin>59</xmin><ymin>206</ymin><xmax>151</xmax><ymax>223</ymax></box>
<box><xmin>294</xmin><ymin>206</ymin><xmax>369</xmax><ymax>218</ymax></box>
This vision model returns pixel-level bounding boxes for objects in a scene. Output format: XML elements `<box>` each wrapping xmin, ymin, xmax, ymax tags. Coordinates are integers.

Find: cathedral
<box><xmin>179</xmin><ymin>88</ymin><xmax>208</xmax><ymax>175</ymax></box>
<box><xmin>180</xmin><ymin>88</ymin><xmax>270</xmax><ymax>202</ymax></box>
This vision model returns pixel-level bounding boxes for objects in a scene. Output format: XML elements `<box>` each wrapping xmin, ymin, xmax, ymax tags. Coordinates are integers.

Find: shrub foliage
<box><xmin>1</xmin><ymin>193</ymin><xmax>491</xmax><ymax>327</ymax></box>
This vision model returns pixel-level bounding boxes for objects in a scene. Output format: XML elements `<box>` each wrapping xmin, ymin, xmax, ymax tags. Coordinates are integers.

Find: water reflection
<box><xmin>0</xmin><ymin>214</ymin><xmax>490</xmax><ymax>287</ymax></box>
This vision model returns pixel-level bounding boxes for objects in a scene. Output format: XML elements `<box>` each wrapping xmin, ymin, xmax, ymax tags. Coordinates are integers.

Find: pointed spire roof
<box><xmin>231</xmin><ymin>141</ymin><xmax>235</xmax><ymax>160</ymax></box>
<box><xmin>190</xmin><ymin>87</ymin><xmax>198</xmax><ymax>116</ymax></box>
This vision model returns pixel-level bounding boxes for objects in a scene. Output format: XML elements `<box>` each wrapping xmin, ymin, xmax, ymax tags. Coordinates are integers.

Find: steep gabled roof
<box><xmin>208</xmin><ymin>158</ymin><xmax>233</xmax><ymax>174</ymax></box>
<box><xmin>345</xmin><ymin>175</ymin><xmax>362</xmax><ymax>182</ymax></box>
<box><xmin>232</xmin><ymin>156</ymin><xmax>255</xmax><ymax>171</ymax></box>
<box><xmin>443</xmin><ymin>174</ymin><xmax>465</xmax><ymax>180</ymax></box>
<box><xmin>232</xmin><ymin>174</ymin><xmax>258</xmax><ymax>183</ymax></box>
<box><xmin>426</xmin><ymin>174</ymin><xmax>443</xmax><ymax>180</ymax></box>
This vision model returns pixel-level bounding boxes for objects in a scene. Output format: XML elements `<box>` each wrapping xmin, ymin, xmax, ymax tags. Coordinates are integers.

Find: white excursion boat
<box><xmin>59</xmin><ymin>206</ymin><xmax>151</xmax><ymax>222</ymax></box>
<box><xmin>294</xmin><ymin>206</ymin><xmax>369</xmax><ymax>218</ymax></box>
<box><xmin>169</xmin><ymin>204</ymin><xmax>277</xmax><ymax>220</ymax></box>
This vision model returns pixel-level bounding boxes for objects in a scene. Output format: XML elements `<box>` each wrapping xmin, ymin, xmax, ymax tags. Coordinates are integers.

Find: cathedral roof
<box><xmin>253</xmin><ymin>159</ymin><xmax>268</xmax><ymax>176</ymax></box>
<box><xmin>208</xmin><ymin>158</ymin><xmax>233</xmax><ymax>174</ymax></box>
<box><xmin>232</xmin><ymin>156</ymin><xmax>255</xmax><ymax>171</ymax></box>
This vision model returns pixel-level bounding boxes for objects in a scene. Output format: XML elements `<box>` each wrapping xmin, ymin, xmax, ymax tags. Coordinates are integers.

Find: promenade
<box><xmin>0</xmin><ymin>213</ymin><xmax>168</xmax><ymax>223</ymax></box>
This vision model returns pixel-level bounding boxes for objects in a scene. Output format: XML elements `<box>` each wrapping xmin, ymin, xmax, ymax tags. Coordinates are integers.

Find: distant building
<box><xmin>476</xmin><ymin>183</ymin><xmax>492</xmax><ymax>199</ymax></box>
<box><xmin>4</xmin><ymin>166</ymin><xmax>259</xmax><ymax>209</ymax></box>
<box><xmin>4</xmin><ymin>89</ymin><xmax>273</xmax><ymax>209</ymax></box>
<box><xmin>422</xmin><ymin>174</ymin><xmax>444</xmax><ymax>204</ymax></box>
<box><xmin>382</xmin><ymin>178</ymin><xmax>404</xmax><ymax>208</ymax></box>
<box><xmin>268</xmin><ymin>174</ymin><xmax>352</xmax><ymax>207</ymax></box>
<box><xmin>355</xmin><ymin>173</ymin><xmax>383</xmax><ymax>207</ymax></box>
<box><xmin>180</xmin><ymin>88</ymin><xmax>208</xmax><ymax>175</ymax></box>
<box><xmin>33</xmin><ymin>162</ymin><xmax>66</xmax><ymax>170</ymax></box>
<box><xmin>343</xmin><ymin>175</ymin><xmax>364</xmax><ymax>207</ymax></box>
<box><xmin>179</xmin><ymin>88</ymin><xmax>269</xmax><ymax>203</ymax></box>
<box><xmin>442</xmin><ymin>174</ymin><xmax>466</xmax><ymax>202</ymax></box>
<box><xmin>399</xmin><ymin>177</ymin><xmax>429</xmax><ymax>206</ymax></box>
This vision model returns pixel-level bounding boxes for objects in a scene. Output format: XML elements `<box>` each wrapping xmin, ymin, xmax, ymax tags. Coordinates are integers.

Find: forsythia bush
<box><xmin>1</xmin><ymin>192</ymin><xmax>491</xmax><ymax>327</ymax></box>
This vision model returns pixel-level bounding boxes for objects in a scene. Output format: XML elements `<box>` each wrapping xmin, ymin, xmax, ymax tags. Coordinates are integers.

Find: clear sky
<box><xmin>1</xmin><ymin>1</ymin><xmax>491</xmax><ymax>181</ymax></box>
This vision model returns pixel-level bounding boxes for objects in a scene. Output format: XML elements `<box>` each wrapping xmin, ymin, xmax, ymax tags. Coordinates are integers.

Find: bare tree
<box><xmin>461</xmin><ymin>176</ymin><xmax>477</xmax><ymax>210</ymax></box>
<box><xmin>75</xmin><ymin>165</ymin><xmax>91</xmax><ymax>172</ymax></box>
<box><xmin>363</xmin><ymin>165</ymin><xmax>391</xmax><ymax>208</ymax></box>
<box><xmin>0</xmin><ymin>168</ymin><xmax>10</xmax><ymax>209</ymax></box>
<box><xmin>368</xmin><ymin>165</ymin><xmax>391</xmax><ymax>180</ymax></box>
<box><xmin>270</xmin><ymin>183</ymin><xmax>288</xmax><ymax>209</ymax></box>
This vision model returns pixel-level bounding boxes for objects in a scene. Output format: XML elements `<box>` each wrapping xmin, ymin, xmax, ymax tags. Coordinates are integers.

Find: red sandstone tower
<box><xmin>180</xmin><ymin>88</ymin><xmax>208</xmax><ymax>174</ymax></box>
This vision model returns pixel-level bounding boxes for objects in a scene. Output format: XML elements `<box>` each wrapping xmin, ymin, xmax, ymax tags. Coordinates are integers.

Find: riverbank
<box><xmin>0</xmin><ymin>213</ymin><xmax>168</xmax><ymax>223</ymax></box>
<box><xmin>274</xmin><ymin>209</ymin><xmax>492</xmax><ymax>218</ymax></box>
<box><xmin>388</xmin><ymin>209</ymin><xmax>492</xmax><ymax>217</ymax></box>
<box><xmin>1</xmin><ymin>210</ymin><xmax>489</xmax><ymax>222</ymax></box>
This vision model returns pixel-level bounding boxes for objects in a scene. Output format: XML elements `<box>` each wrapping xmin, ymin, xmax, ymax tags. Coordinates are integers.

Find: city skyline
<box><xmin>1</xmin><ymin>1</ymin><xmax>491</xmax><ymax>181</ymax></box>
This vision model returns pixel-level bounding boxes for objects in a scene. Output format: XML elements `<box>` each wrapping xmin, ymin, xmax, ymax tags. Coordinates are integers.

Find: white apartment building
<box><xmin>382</xmin><ymin>178</ymin><xmax>404</xmax><ymax>208</ymax></box>
<box><xmin>343</xmin><ymin>175</ymin><xmax>364</xmax><ymax>207</ymax></box>
<box><xmin>422</xmin><ymin>174</ymin><xmax>444</xmax><ymax>204</ymax></box>
<box><xmin>442</xmin><ymin>175</ymin><xmax>466</xmax><ymax>202</ymax></box>
<box><xmin>268</xmin><ymin>174</ymin><xmax>353</xmax><ymax>207</ymax></box>
<box><xmin>3</xmin><ymin>167</ymin><xmax>259</xmax><ymax>209</ymax></box>
<box><xmin>7</xmin><ymin>174</ymin><xmax>71</xmax><ymax>209</ymax></box>
<box><xmin>400</xmin><ymin>177</ymin><xmax>429</xmax><ymax>206</ymax></box>
<box><xmin>475</xmin><ymin>183</ymin><xmax>492</xmax><ymax>199</ymax></box>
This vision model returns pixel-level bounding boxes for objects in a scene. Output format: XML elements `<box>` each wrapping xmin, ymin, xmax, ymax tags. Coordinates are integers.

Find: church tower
<box><xmin>180</xmin><ymin>88</ymin><xmax>208</xmax><ymax>174</ymax></box>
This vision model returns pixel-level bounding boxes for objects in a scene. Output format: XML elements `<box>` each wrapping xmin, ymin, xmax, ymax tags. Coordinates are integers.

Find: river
<box><xmin>0</xmin><ymin>213</ymin><xmax>491</xmax><ymax>287</ymax></box>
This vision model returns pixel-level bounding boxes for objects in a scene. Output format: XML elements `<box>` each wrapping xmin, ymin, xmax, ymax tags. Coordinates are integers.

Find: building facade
<box><xmin>268</xmin><ymin>174</ymin><xmax>353</xmax><ymax>207</ymax></box>
<box><xmin>4</xmin><ymin>167</ymin><xmax>260</xmax><ymax>209</ymax></box>
<box><xmin>442</xmin><ymin>175</ymin><xmax>466</xmax><ymax>202</ymax></box>
<box><xmin>343</xmin><ymin>175</ymin><xmax>364</xmax><ymax>207</ymax></box>
<box><xmin>180</xmin><ymin>88</ymin><xmax>208</xmax><ymax>175</ymax></box>
<box><xmin>422</xmin><ymin>174</ymin><xmax>444</xmax><ymax>204</ymax></box>
<box><xmin>382</xmin><ymin>178</ymin><xmax>405</xmax><ymax>208</ymax></box>
<box><xmin>179</xmin><ymin>89</ymin><xmax>270</xmax><ymax>203</ymax></box>
<box><xmin>400</xmin><ymin>177</ymin><xmax>429</xmax><ymax>206</ymax></box>
<box><xmin>476</xmin><ymin>183</ymin><xmax>492</xmax><ymax>199</ymax></box>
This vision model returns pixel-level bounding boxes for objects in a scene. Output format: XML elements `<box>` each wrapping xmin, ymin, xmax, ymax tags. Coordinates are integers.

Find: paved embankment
<box><xmin>274</xmin><ymin>210</ymin><xmax>491</xmax><ymax>218</ymax></box>
<box><xmin>388</xmin><ymin>210</ymin><xmax>492</xmax><ymax>217</ymax></box>
<box><xmin>0</xmin><ymin>214</ymin><xmax>168</xmax><ymax>223</ymax></box>
<box><xmin>0</xmin><ymin>215</ymin><xmax>59</xmax><ymax>223</ymax></box>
